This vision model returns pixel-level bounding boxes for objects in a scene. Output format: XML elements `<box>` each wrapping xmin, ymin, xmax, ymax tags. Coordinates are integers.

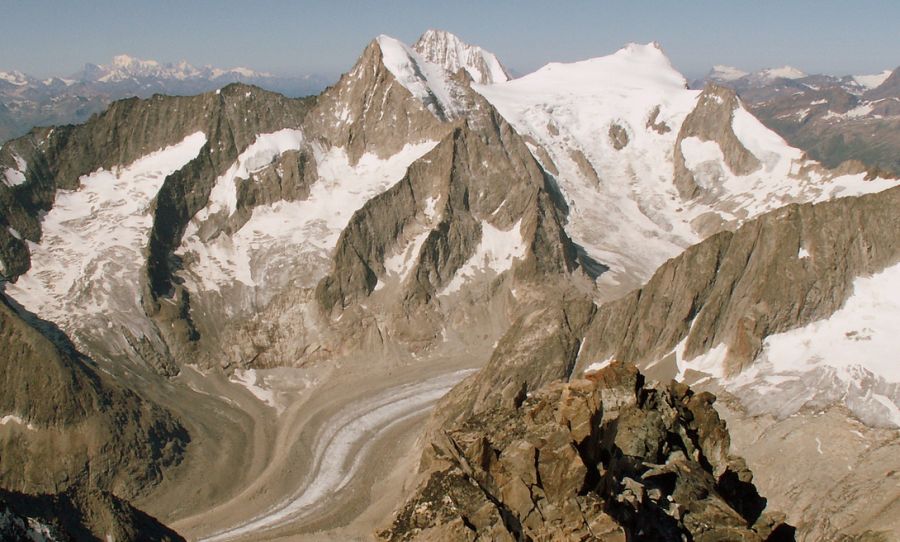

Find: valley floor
<box><xmin>133</xmin><ymin>352</ymin><xmax>483</xmax><ymax>541</ymax></box>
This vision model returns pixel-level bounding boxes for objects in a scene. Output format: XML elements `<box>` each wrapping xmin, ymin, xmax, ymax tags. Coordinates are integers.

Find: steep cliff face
<box><xmin>412</xmin><ymin>29</ymin><xmax>510</xmax><ymax>85</ymax></box>
<box><xmin>0</xmin><ymin>297</ymin><xmax>187</xmax><ymax>499</ymax></box>
<box><xmin>303</xmin><ymin>37</ymin><xmax>452</xmax><ymax>166</ymax></box>
<box><xmin>382</xmin><ymin>362</ymin><xmax>793</xmax><ymax>541</ymax></box>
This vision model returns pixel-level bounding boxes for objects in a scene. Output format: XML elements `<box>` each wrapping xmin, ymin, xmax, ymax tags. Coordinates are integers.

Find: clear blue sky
<box><xmin>1</xmin><ymin>0</ymin><xmax>897</xmax><ymax>80</ymax></box>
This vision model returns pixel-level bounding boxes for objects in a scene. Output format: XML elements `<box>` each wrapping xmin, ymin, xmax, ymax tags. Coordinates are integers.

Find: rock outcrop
<box><xmin>0</xmin><ymin>484</ymin><xmax>184</xmax><ymax>542</ymax></box>
<box><xmin>674</xmin><ymin>84</ymin><xmax>761</xmax><ymax>200</ymax></box>
<box><xmin>412</xmin><ymin>29</ymin><xmax>511</xmax><ymax>85</ymax></box>
<box><xmin>381</xmin><ymin>362</ymin><xmax>793</xmax><ymax>541</ymax></box>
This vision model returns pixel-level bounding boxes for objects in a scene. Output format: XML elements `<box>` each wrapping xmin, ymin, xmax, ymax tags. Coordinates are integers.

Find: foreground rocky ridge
<box><xmin>0</xmin><ymin>296</ymin><xmax>187</xmax><ymax>500</ymax></box>
<box><xmin>382</xmin><ymin>362</ymin><xmax>793</xmax><ymax>541</ymax></box>
<box><xmin>413</xmin><ymin>186</ymin><xmax>898</xmax><ymax>541</ymax></box>
<box><xmin>0</xmin><ymin>484</ymin><xmax>183</xmax><ymax>542</ymax></box>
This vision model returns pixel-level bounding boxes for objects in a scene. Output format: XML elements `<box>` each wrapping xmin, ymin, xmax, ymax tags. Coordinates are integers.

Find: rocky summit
<box><xmin>0</xmin><ymin>26</ymin><xmax>897</xmax><ymax>542</ymax></box>
<box><xmin>381</xmin><ymin>361</ymin><xmax>794</xmax><ymax>542</ymax></box>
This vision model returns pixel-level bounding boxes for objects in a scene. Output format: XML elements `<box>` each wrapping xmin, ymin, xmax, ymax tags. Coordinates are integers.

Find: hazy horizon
<box><xmin>1</xmin><ymin>0</ymin><xmax>898</xmax><ymax>81</ymax></box>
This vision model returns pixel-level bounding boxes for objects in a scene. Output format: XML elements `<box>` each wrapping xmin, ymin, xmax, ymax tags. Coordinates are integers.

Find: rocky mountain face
<box><xmin>695</xmin><ymin>65</ymin><xmax>900</xmax><ymax>176</ymax></box>
<box><xmin>406</xmin><ymin>186</ymin><xmax>897</xmax><ymax>540</ymax></box>
<box><xmin>0</xmin><ymin>484</ymin><xmax>184</xmax><ymax>542</ymax></box>
<box><xmin>0</xmin><ymin>295</ymin><xmax>188</xmax><ymax>500</ymax></box>
<box><xmin>382</xmin><ymin>362</ymin><xmax>794</xmax><ymax>541</ymax></box>
<box><xmin>0</xmin><ymin>29</ymin><xmax>897</xmax><ymax>541</ymax></box>
<box><xmin>0</xmin><ymin>57</ymin><xmax>328</xmax><ymax>143</ymax></box>
<box><xmin>412</xmin><ymin>29</ymin><xmax>510</xmax><ymax>85</ymax></box>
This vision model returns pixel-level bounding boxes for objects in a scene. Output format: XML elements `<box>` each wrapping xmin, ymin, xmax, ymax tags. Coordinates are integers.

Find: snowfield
<box><xmin>6</xmin><ymin>132</ymin><xmax>207</xmax><ymax>349</ymax></box>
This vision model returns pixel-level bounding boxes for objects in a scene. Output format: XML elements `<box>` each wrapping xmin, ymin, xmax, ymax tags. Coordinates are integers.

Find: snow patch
<box><xmin>230</xmin><ymin>369</ymin><xmax>278</xmax><ymax>411</ymax></box>
<box><xmin>383</xmin><ymin>230</ymin><xmax>431</xmax><ymax>283</ymax></box>
<box><xmin>710</xmin><ymin>65</ymin><xmax>748</xmax><ymax>81</ymax></box>
<box><xmin>2</xmin><ymin>153</ymin><xmax>28</xmax><ymax>187</ymax></box>
<box><xmin>761</xmin><ymin>263</ymin><xmax>900</xmax><ymax>385</ymax></box>
<box><xmin>442</xmin><ymin>219</ymin><xmax>526</xmax><ymax>295</ymax></box>
<box><xmin>680</xmin><ymin>137</ymin><xmax>724</xmax><ymax>169</ymax></box>
<box><xmin>584</xmin><ymin>357</ymin><xmax>614</xmax><ymax>374</ymax></box>
<box><xmin>716</xmin><ymin>263</ymin><xmax>900</xmax><ymax>427</ymax></box>
<box><xmin>413</xmin><ymin>29</ymin><xmax>509</xmax><ymax>84</ymax></box>
<box><xmin>376</xmin><ymin>35</ymin><xmax>462</xmax><ymax>118</ymax></box>
<box><xmin>757</xmin><ymin>66</ymin><xmax>807</xmax><ymax>81</ymax></box>
<box><xmin>732</xmin><ymin>105</ymin><xmax>802</xmax><ymax>170</ymax></box>
<box><xmin>0</xmin><ymin>415</ymin><xmax>36</xmax><ymax>430</ymax></box>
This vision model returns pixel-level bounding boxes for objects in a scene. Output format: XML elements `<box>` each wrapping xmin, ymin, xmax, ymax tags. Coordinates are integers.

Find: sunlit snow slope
<box><xmin>473</xmin><ymin>42</ymin><xmax>896</xmax><ymax>297</ymax></box>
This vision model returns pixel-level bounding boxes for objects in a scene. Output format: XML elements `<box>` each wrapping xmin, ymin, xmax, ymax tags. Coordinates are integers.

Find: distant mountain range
<box><xmin>0</xmin><ymin>55</ymin><xmax>331</xmax><ymax>142</ymax></box>
<box><xmin>694</xmin><ymin>64</ymin><xmax>900</xmax><ymax>175</ymax></box>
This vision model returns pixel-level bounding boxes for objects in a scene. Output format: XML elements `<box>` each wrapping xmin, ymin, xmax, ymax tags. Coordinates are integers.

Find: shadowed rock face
<box><xmin>0</xmin><ymin>484</ymin><xmax>184</xmax><ymax>542</ymax></box>
<box><xmin>0</xmin><ymin>296</ymin><xmax>188</xmax><ymax>500</ymax></box>
<box><xmin>381</xmin><ymin>362</ymin><xmax>793</xmax><ymax>541</ymax></box>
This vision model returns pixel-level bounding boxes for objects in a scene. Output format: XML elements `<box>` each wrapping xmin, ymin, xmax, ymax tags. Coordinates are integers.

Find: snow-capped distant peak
<box><xmin>755</xmin><ymin>65</ymin><xmax>807</xmax><ymax>82</ymax></box>
<box><xmin>709</xmin><ymin>65</ymin><xmax>749</xmax><ymax>81</ymax></box>
<box><xmin>413</xmin><ymin>29</ymin><xmax>510</xmax><ymax>85</ymax></box>
<box><xmin>86</xmin><ymin>54</ymin><xmax>271</xmax><ymax>83</ymax></box>
<box><xmin>853</xmin><ymin>69</ymin><xmax>893</xmax><ymax>90</ymax></box>
<box><xmin>0</xmin><ymin>70</ymin><xmax>29</xmax><ymax>86</ymax></box>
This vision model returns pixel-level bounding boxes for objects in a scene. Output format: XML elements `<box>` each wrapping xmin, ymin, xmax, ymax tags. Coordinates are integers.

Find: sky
<box><xmin>1</xmin><ymin>0</ymin><xmax>898</xmax><ymax>81</ymax></box>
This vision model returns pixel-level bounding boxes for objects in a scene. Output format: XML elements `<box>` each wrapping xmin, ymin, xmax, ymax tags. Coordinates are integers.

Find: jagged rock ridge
<box><xmin>382</xmin><ymin>362</ymin><xmax>794</xmax><ymax>541</ymax></box>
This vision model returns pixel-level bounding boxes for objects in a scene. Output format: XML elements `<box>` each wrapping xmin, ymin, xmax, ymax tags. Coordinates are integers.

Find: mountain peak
<box><xmin>709</xmin><ymin>64</ymin><xmax>749</xmax><ymax>81</ymax></box>
<box><xmin>412</xmin><ymin>29</ymin><xmax>509</xmax><ymax>84</ymax></box>
<box><xmin>0</xmin><ymin>70</ymin><xmax>29</xmax><ymax>86</ymax></box>
<box><xmin>854</xmin><ymin>68</ymin><xmax>893</xmax><ymax>90</ymax></box>
<box><xmin>754</xmin><ymin>65</ymin><xmax>807</xmax><ymax>82</ymax></box>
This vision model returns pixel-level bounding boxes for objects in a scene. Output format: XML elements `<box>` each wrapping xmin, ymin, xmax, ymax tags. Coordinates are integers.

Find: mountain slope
<box><xmin>412</xmin><ymin>29</ymin><xmax>510</xmax><ymax>85</ymax></box>
<box><xmin>414</xmin><ymin>186</ymin><xmax>897</xmax><ymax>540</ymax></box>
<box><xmin>0</xmin><ymin>295</ymin><xmax>188</xmax><ymax>499</ymax></box>
<box><xmin>0</xmin><ymin>31</ymin><xmax>897</xmax><ymax>540</ymax></box>
<box><xmin>697</xmin><ymin>65</ymin><xmax>900</xmax><ymax>176</ymax></box>
<box><xmin>474</xmin><ymin>44</ymin><xmax>896</xmax><ymax>298</ymax></box>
